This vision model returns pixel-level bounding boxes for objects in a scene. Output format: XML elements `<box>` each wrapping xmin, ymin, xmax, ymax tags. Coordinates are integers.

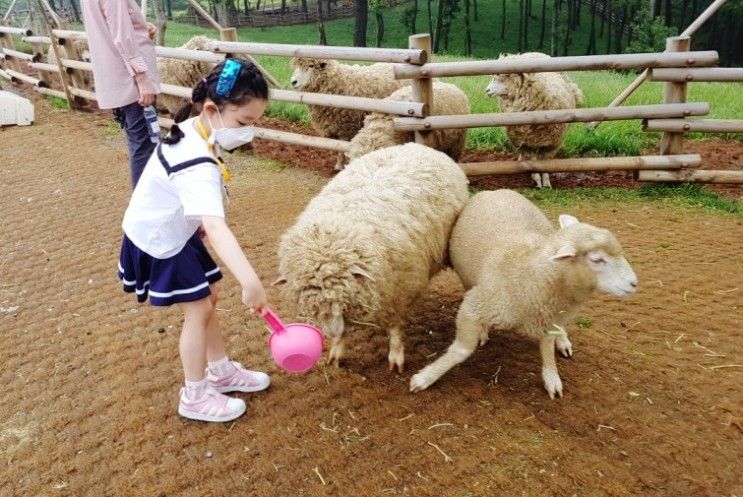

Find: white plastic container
<box><xmin>0</xmin><ymin>90</ymin><xmax>34</xmax><ymax>126</ymax></box>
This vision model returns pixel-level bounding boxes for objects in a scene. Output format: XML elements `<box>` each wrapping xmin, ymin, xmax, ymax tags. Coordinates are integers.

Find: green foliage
<box><xmin>626</xmin><ymin>15</ymin><xmax>678</xmax><ymax>55</ymax></box>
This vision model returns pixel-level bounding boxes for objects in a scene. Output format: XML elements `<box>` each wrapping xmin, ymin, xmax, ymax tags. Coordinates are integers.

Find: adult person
<box><xmin>81</xmin><ymin>0</ymin><xmax>161</xmax><ymax>187</ymax></box>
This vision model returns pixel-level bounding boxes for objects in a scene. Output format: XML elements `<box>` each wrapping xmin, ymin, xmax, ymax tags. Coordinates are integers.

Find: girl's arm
<box><xmin>201</xmin><ymin>215</ymin><xmax>267</xmax><ymax>313</ymax></box>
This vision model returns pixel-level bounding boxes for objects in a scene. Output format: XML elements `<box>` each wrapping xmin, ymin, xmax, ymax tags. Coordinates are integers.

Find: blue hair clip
<box><xmin>215</xmin><ymin>59</ymin><xmax>241</xmax><ymax>98</ymax></box>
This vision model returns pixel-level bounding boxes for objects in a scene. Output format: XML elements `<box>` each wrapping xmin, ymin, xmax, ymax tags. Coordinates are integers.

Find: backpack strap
<box><xmin>156</xmin><ymin>143</ymin><xmax>217</xmax><ymax>177</ymax></box>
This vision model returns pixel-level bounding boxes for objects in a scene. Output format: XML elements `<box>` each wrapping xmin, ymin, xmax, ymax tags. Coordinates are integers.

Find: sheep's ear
<box><xmin>350</xmin><ymin>265</ymin><xmax>375</xmax><ymax>282</ymax></box>
<box><xmin>271</xmin><ymin>276</ymin><xmax>288</xmax><ymax>286</ymax></box>
<box><xmin>558</xmin><ymin>214</ymin><xmax>580</xmax><ymax>228</ymax></box>
<box><xmin>550</xmin><ymin>244</ymin><xmax>577</xmax><ymax>261</ymax></box>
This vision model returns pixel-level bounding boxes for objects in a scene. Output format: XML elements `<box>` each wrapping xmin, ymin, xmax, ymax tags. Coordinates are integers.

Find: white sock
<box><xmin>183</xmin><ymin>378</ymin><xmax>207</xmax><ymax>401</ymax></box>
<box><xmin>208</xmin><ymin>356</ymin><xmax>237</xmax><ymax>377</ymax></box>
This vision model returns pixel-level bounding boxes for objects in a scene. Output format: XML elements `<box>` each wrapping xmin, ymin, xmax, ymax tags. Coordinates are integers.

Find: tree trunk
<box><xmin>664</xmin><ymin>0</ymin><xmax>672</xmax><ymax>26</ymax></box>
<box><xmin>518</xmin><ymin>0</ymin><xmax>524</xmax><ymax>51</ymax></box>
<box><xmin>599</xmin><ymin>0</ymin><xmax>606</xmax><ymax>38</ymax></box>
<box><xmin>679</xmin><ymin>0</ymin><xmax>689</xmax><ymax>28</ymax></box>
<box><xmin>523</xmin><ymin>0</ymin><xmax>529</xmax><ymax>49</ymax></box>
<box><xmin>153</xmin><ymin>0</ymin><xmax>167</xmax><ymax>46</ymax></box>
<box><xmin>434</xmin><ymin>0</ymin><xmax>445</xmax><ymax>52</ymax></box>
<box><xmin>575</xmin><ymin>0</ymin><xmax>581</xmax><ymax>27</ymax></box>
<box><xmin>615</xmin><ymin>4</ymin><xmax>626</xmax><ymax>53</ymax></box>
<box><xmin>281</xmin><ymin>0</ymin><xmax>286</xmax><ymax>14</ymax></box>
<box><xmin>166</xmin><ymin>0</ymin><xmax>173</xmax><ymax>19</ymax></box>
<box><xmin>473</xmin><ymin>0</ymin><xmax>477</xmax><ymax>21</ymax></box>
<box><xmin>427</xmin><ymin>0</ymin><xmax>434</xmax><ymax>38</ymax></box>
<box><xmin>375</xmin><ymin>11</ymin><xmax>384</xmax><ymax>47</ymax></box>
<box><xmin>67</xmin><ymin>0</ymin><xmax>81</xmax><ymax>22</ymax></box>
<box><xmin>538</xmin><ymin>0</ymin><xmax>546</xmax><ymax>47</ymax></box>
<box><xmin>464</xmin><ymin>0</ymin><xmax>472</xmax><ymax>55</ymax></box>
<box><xmin>354</xmin><ymin>0</ymin><xmax>368</xmax><ymax>47</ymax></box>
<box><xmin>301</xmin><ymin>0</ymin><xmax>307</xmax><ymax>14</ymax></box>
<box><xmin>651</xmin><ymin>0</ymin><xmax>660</xmax><ymax>17</ymax></box>
<box><xmin>550</xmin><ymin>0</ymin><xmax>558</xmax><ymax>55</ymax></box>
<box><xmin>586</xmin><ymin>0</ymin><xmax>596</xmax><ymax>54</ymax></box>
<box><xmin>317</xmin><ymin>0</ymin><xmax>328</xmax><ymax>45</ymax></box>
<box><xmin>501</xmin><ymin>0</ymin><xmax>506</xmax><ymax>39</ymax></box>
<box><xmin>605</xmin><ymin>2</ymin><xmax>612</xmax><ymax>52</ymax></box>
<box><xmin>411</xmin><ymin>0</ymin><xmax>417</xmax><ymax>32</ymax></box>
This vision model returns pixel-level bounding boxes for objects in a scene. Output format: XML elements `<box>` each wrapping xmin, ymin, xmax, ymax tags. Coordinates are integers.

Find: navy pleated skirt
<box><xmin>117</xmin><ymin>233</ymin><xmax>223</xmax><ymax>306</ymax></box>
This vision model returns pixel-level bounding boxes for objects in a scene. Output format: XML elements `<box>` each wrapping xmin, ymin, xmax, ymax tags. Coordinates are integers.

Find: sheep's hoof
<box><xmin>542</xmin><ymin>368</ymin><xmax>563</xmax><ymax>400</ymax></box>
<box><xmin>388</xmin><ymin>350</ymin><xmax>405</xmax><ymax>373</ymax></box>
<box><xmin>409</xmin><ymin>372</ymin><xmax>433</xmax><ymax>393</ymax></box>
<box><xmin>328</xmin><ymin>345</ymin><xmax>344</xmax><ymax>367</ymax></box>
<box><xmin>556</xmin><ymin>335</ymin><xmax>573</xmax><ymax>358</ymax></box>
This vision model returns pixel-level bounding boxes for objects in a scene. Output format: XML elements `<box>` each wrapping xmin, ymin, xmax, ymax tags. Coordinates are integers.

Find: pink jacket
<box><xmin>81</xmin><ymin>0</ymin><xmax>160</xmax><ymax>109</ymax></box>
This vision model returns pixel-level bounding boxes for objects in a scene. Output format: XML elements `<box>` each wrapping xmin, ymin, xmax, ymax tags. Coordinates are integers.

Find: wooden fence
<box><xmin>1</xmin><ymin>22</ymin><xmax>741</xmax><ymax>184</ymax></box>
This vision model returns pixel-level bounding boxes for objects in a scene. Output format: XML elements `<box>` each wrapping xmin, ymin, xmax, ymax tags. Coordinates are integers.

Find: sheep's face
<box><xmin>485</xmin><ymin>76</ymin><xmax>508</xmax><ymax>97</ymax></box>
<box><xmin>276</xmin><ymin>223</ymin><xmax>379</xmax><ymax>338</ymax></box>
<box><xmin>552</xmin><ymin>215</ymin><xmax>638</xmax><ymax>297</ymax></box>
<box><xmin>290</xmin><ymin>58</ymin><xmax>327</xmax><ymax>90</ymax></box>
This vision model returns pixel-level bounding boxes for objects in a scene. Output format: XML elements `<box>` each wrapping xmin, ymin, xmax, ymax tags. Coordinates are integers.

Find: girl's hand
<box><xmin>242</xmin><ymin>282</ymin><xmax>267</xmax><ymax>315</ymax></box>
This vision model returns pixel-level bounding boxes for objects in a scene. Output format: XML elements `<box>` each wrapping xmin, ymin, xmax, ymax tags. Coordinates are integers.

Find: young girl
<box><xmin>117</xmin><ymin>59</ymin><xmax>271</xmax><ymax>422</ymax></box>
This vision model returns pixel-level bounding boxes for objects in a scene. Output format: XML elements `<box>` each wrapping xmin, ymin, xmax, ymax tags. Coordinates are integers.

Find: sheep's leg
<box><xmin>541</xmin><ymin>173</ymin><xmax>552</xmax><ymax>189</ymax></box>
<box><xmin>531</xmin><ymin>173</ymin><xmax>543</xmax><ymax>189</ymax></box>
<box><xmin>328</xmin><ymin>335</ymin><xmax>346</xmax><ymax>367</ymax></box>
<box><xmin>540</xmin><ymin>335</ymin><xmax>563</xmax><ymax>399</ymax></box>
<box><xmin>387</xmin><ymin>326</ymin><xmax>405</xmax><ymax>373</ymax></box>
<box><xmin>555</xmin><ymin>332</ymin><xmax>573</xmax><ymax>358</ymax></box>
<box><xmin>410</xmin><ymin>300</ymin><xmax>484</xmax><ymax>392</ymax></box>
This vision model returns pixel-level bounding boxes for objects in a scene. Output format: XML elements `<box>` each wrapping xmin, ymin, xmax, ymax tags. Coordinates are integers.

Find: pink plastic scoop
<box><xmin>262</xmin><ymin>308</ymin><xmax>324</xmax><ymax>374</ymax></box>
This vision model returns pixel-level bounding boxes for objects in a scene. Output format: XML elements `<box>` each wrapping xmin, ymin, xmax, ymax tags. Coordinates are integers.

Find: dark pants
<box><xmin>113</xmin><ymin>102</ymin><xmax>156</xmax><ymax>188</ymax></box>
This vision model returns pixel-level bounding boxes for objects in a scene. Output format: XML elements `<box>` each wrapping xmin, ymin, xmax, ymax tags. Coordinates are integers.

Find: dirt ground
<box><xmin>1</xmin><ymin>97</ymin><xmax>741</xmax><ymax>497</ymax></box>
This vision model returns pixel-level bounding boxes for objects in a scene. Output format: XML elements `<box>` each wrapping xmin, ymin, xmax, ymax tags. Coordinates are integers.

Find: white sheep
<box><xmin>46</xmin><ymin>39</ymin><xmax>91</xmax><ymax>89</ymax></box>
<box><xmin>156</xmin><ymin>35</ymin><xmax>217</xmax><ymax>115</ymax></box>
<box><xmin>485</xmin><ymin>52</ymin><xmax>583</xmax><ymax>189</ymax></box>
<box><xmin>342</xmin><ymin>81</ymin><xmax>470</xmax><ymax>168</ymax></box>
<box><xmin>410</xmin><ymin>189</ymin><xmax>637</xmax><ymax>398</ymax></box>
<box><xmin>275</xmin><ymin>143</ymin><xmax>469</xmax><ymax>372</ymax></box>
<box><xmin>290</xmin><ymin>57</ymin><xmax>408</xmax><ymax>141</ymax></box>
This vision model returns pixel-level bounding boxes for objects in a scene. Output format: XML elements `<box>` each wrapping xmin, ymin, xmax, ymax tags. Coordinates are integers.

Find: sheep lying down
<box><xmin>410</xmin><ymin>189</ymin><xmax>638</xmax><ymax>398</ymax></box>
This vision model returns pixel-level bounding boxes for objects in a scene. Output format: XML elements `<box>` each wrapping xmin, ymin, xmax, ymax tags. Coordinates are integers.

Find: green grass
<box><xmin>46</xmin><ymin>95</ymin><xmax>69</xmax><ymax>109</ymax></box>
<box><xmin>520</xmin><ymin>183</ymin><xmax>742</xmax><ymax>215</ymax></box>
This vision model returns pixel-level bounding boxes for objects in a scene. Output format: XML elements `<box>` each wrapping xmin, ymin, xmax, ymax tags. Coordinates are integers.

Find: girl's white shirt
<box><xmin>122</xmin><ymin>117</ymin><xmax>225</xmax><ymax>259</ymax></box>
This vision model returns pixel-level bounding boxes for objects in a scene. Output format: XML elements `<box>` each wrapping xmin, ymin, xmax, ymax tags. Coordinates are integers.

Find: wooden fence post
<box><xmin>0</xmin><ymin>25</ymin><xmax>23</xmax><ymax>72</ymax></box>
<box><xmin>409</xmin><ymin>33</ymin><xmax>433</xmax><ymax>147</ymax></box>
<box><xmin>659</xmin><ymin>36</ymin><xmax>690</xmax><ymax>156</ymax></box>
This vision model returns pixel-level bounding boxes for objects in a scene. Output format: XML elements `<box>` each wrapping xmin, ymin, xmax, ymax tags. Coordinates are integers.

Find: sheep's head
<box><xmin>275</xmin><ymin>220</ymin><xmax>380</xmax><ymax>339</ymax></box>
<box><xmin>550</xmin><ymin>215</ymin><xmax>638</xmax><ymax>297</ymax></box>
<box><xmin>485</xmin><ymin>52</ymin><xmax>551</xmax><ymax>98</ymax></box>
<box><xmin>182</xmin><ymin>35</ymin><xmax>217</xmax><ymax>51</ymax></box>
<box><xmin>290</xmin><ymin>57</ymin><xmax>329</xmax><ymax>90</ymax></box>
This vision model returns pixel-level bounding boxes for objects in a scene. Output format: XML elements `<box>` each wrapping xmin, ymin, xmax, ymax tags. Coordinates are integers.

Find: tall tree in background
<box><xmin>317</xmin><ymin>0</ymin><xmax>328</xmax><ymax>44</ymax></box>
<box><xmin>152</xmin><ymin>0</ymin><xmax>167</xmax><ymax>46</ymax></box>
<box><xmin>354</xmin><ymin>0</ymin><xmax>368</xmax><ymax>46</ymax></box>
<box><xmin>538</xmin><ymin>0</ymin><xmax>547</xmax><ymax>48</ymax></box>
<box><xmin>427</xmin><ymin>0</ymin><xmax>434</xmax><ymax>37</ymax></box>
<box><xmin>500</xmin><ymin>0</ymin><xmax>506</xmax><ymax>39</ymax></box>
<box><xmin>370</xmin><ymin>0</ymin><xmax>388</xmax><ymax>47</ymax></box>
<box><xmin>463</xmin><ymin>0</ymin><xmax>473</xmax><ymax>55</ymax></box>
<box><xmin>586</xmin><ymin>0</ymin><xmax>597</xmax><ymax>54</ymax></box>
<box><xmin>550</xmin><ymin>0</ymin><xmax>558</xmax><ymax>54</ymax></box>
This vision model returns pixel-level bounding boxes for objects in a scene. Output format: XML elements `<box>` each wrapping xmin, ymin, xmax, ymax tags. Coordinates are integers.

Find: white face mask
<box><xmin>207</xmin><ymin>108</ymin><xmax>255</xmax><ymax>152</ymax></box>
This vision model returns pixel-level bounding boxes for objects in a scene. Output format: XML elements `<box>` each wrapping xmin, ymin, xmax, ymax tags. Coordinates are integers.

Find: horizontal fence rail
<box><xmin>393</xmin><ymin>51</ymin><xmax>719</xmax><ymax>79</ymax></box>
<box><xmin>638</xmin><ymin>169</ymin><xmax>743</xmax><ymax>183</ymax></box>
<box><xmin>650</xmin><ymin>67</ymin><xmax>743</xmax><ymax>82</ymax></box>
<box><xmin>394</xmin><ymin>103</ymin><xmax>710</xmax><ymax>131</ymax></box>
<box><xmin>461</xmin><ymin>154</ymin><xmax>701</xmax><ymax>176</ymax></box>
<box><xmin>212</xmin><ymin>40</ymin><xmax>427</xmax><ymax>64</ymax></box>
<box><xmin>644</xmin><ymin>119</ymin><xmax>743</xmax><ymax>133</ymax></box>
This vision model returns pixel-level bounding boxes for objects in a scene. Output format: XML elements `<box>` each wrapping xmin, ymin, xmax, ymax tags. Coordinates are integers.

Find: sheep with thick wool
<box><xmin>485</xmin><ymin>52</ymin><xmax>583</xmax><ymax>189</ymax></box>
<box><xmin>410</xmin><ymin>189</ymin><xmax>637</xmax><ymax>398</ymax></box>
<box><xmin>156</xmin><ymin>36</ymin><xmax>217</xmax><ymax>115</ymax></box>
<box><xmin>47</xmin><ymin>39</ymin><xmax>91</xmax><ymax>89</ymax></box>
<box><xmin>342</xmin><ymin>81</ymin><xmax>470</xmax><ymax>167</ymax></box>
<box><xmin>276</xmin><ymin>143</ymin><xmax>469</xmax><ymax>372</ymax></box>
<box><xmin>290</xmin><ymin>57</ymin><xmax>408</xmax><ymax>141</ymax></box>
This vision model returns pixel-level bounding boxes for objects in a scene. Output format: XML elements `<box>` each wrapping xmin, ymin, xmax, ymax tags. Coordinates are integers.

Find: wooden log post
<box><xmin>28</xmin><ymin>38</ymin><xmax>52</xmax><ymax>85</ymax></box>
<box><xmin>42</xmin><ymin>17</ymin><xmax>77</xmax><ymax>108</ymax></box>
<box><xmin>659</xmin><ymin>36</ymin><xmax>690</xmax><ymax>156</ymax></box>
<box><xmin>0</xmin><ymin>27</ymin><xmax>23</xmax><ymax>73</ymax></box>
<box><xmin>60</xmin><ymin>35</ymin><xmax>88</xmax><ymax>101</ymax></box>
<box><xmin>409</xmin><ymin>34</ymin><xmax>434</xmax><ymax>147</ymax></box>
